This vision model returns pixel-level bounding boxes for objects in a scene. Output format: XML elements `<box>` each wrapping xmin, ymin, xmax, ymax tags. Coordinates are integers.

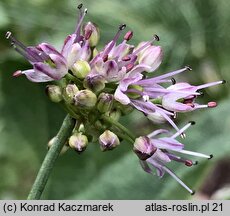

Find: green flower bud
<box><xmin>69</xmin><ymin>133</ymin><xmax>88</xmax><ymax>153</ymax></box>
<box><xmin>83</xmin><ymin>75</ymin><xmax>105</xmax><ymax>93</ymax></box>
<box><xmin>84</xmin><ymin>22</ymin><xmax>100</xmax><ymax>47</ymax></box>
<box><xmin>126</xmin><ymin>85</ymin><xmax>143</xmax><ymax>99</ymax></box>
<box><xmin>97</xmin><ymin>93</ymin><xmax>113</xmax><ymax>113</ymax></box>
<box><xmin>63</xmin><ymin>84</ymin><xmax>79</xmax><ymax>104</ymax></box>
<box><xmin>46</xmin><ymin>85</ymin><xmax>62</xmax><ymax>103</ymax></box>
<box><xmin>105</xmin><ymin>109</ymin><xmax>121</xmax><ymax>122</ymax></box>
<box><xmin>48</xmin><ymin>137</ymin><xmax>69</xmax><ymax>155</ymax></box>
<box><xmin>71</xmin><ymin>60</ymin><xmax>91</xmax><ymax>79</ymax></box>
<box><xmin>74</xmin><ymin>89</ymin><xmax>97</xmax><ymax>108</ymax></box>
<box><xmin>115</xmin><ymin>102</ymin><xmax>134</xmax><ymax>115</ymax></box>
<box><xmin>93</xmin><ymin>48</ymin><xmax>99</xmax><ymax>58</ymax></box>
<box><xmin>99</xmin><ymin>130</ymin><xmax>120</xmax><ymax>151</ymax></box>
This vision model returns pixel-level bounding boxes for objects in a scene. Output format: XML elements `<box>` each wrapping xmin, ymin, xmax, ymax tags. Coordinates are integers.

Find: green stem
<box><xmin>115</xmin><ymin>131</ymin><xmax>134</xmax><ymax>144</ymax></box>
<box><xmin>101</xmin><ymin>115</ymin><xmax>136</xmax><ymax>142</ymax></box>
<box><xmin>65</xmin><ymin>73</ymin><xmax>82</xmax><ymax>87</ymax></box>
<box><xmin>27</xmin><ymin>114</ymin><xmax>76</xmax><ymax>200</ymax></box>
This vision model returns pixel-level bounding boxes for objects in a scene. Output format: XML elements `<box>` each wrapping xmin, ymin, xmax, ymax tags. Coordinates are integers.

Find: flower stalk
<box><xmin>27</xmin><ymin>114</ymin><xmax>75</xmax><ymax>200</ymax></box>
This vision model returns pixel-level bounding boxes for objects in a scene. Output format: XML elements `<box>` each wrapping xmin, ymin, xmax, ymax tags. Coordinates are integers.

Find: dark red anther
<box><xmin>126</xmin><ymin>63</ymin><xmax>134</xmax><ymax>72</ymax></box>
<box><xmin>103</xmin><ymin>55</ymin><xmax>108</xmax><ymax>62</ymax></box>
<box><xmin>124</xmin><ymin>31</ymin><xmax>133</xmax><ymax>41</ymax></box>
<box><xmin>185</xmin><ymin>160</ymin><xmax>193</xmax><ymax>167</ymax></box>
<box><xmin>122</xmin><ymin>56</ymin><xmax>131</xmax><ymax>61</ymax></box>
<box><xmin>208</xmin><ymin>101</ymin><xmax>217</xmax><ymax>108</ymax></box>
<box><xmin>13</xmin><ymin>70</ymin><xmax>22</xmax><ymax>77</ymax></box>
<box><xmin>84</xmin><ymin>29</ymin><xmax>93</xmax><ymax>40</ymax></box>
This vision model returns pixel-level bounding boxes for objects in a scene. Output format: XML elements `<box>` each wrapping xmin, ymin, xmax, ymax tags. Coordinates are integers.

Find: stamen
<box><xmin>122</xmin><ymin>56</ymin><xmax>131</xmax><ymax>61</ymax></box>
<box><xmin>162</xmin><ymin>166</ymin><xmax>194</xmax><ymax>194</ymax></box>
<box><xmin>209</xmin><ymin>154</ymin><xmax>213</xmax><ymax>160</ymax></box>
<box><xmin>208</xmin><ymin>101</ymin><xmax>217</xmax><ymax>108</ymax></box>
<box><xmin>102</xmin><ymin>24</ymin><xmax>126</xmax><ymax>59</ymax></box>
<box><xmin>195</xmin><ymin>104</ymin><xmax>208</xmax><ymax>109</ymax></box>
<box><xmin>74</xmin><ymin>5</ymin><xmax>88</xmax><ymax>40</ymax></box>
<box><xmin>154</xmin><ymin>107</ymin><xmax>180</xmax><ymax>132</ymax></box>
<box><xmin>13</xmin><ymin>70</ymin><xmax>22</xmax><ymax>77</ymax></box>
<box><xmin>5</xmin><ymin>31</ymin><xmax>12</xmax><ymax>39</ymax></box>
<box><xmin>143</xmin><ymin>87</ymin><xmax>200</xmax><ymax>95</ymax></box>
<box><xmin>147</xmin><ymin>129</ymin><xmax>169</xmax><ymax>138</ymax></box>
<box><xmin>132</xmin><ymin>35</ymin><xmax>159</xmax><ymax>55</ymax></box>
<box><xmin>171</xmin><ymin>121</ymin><xmax>195</xmax><ymax>139</ymax></box>
<box><xmin>11</xmin><ymin>44</ymin><xmax>30</xmax><ymax>60</ymax></box>
<box><xmin>165</xmin><ymin>152</ymin><xmax>197</xmax><ymax>166</ymax></box>
<box><xmin>185</xmin><ymin>65</ymin><xmax>192</xmax><ymax>71</ymax></box>
<box><xmin>174</xmin><ymin>149</ymin><xmax>212</xmax><ymax>159</ymax></box>
<box><xmin>197</xmin><ymin>80</ymin><xmax>225</xmax><ymax>90</ymax></box>
<box><xmin>119</xmin><ymin>24</ymin><xmax>126</xmax><ymax>31</ymax></box>
<box><xmin>194</xmin><ymin>102</ymin><xmax>217</xmax><ymax>109</ymax></box>
<box><xmin>6</xmin><ymin>31</ymin><xmax>27</xmax><ymax>50</ymax></box>
<box><xmin>102</xmin><ymin>55</ymin><xmax>108</xmax><ymax>62</ymax></box>
<box><xmin>84</xmin><ymin>29</ymin><xmax>92</xmax><ymax>40</ymax></box>
<box><xmin>126</xmin><ymin>63</ymin><xmax>134</xmax><ymax>72</ymax></box>
<box><xmin>185</xmin><ymin>160</ymin><xmax>193</xmax><ymax>167</ymax></box>
<box><xmin>153</xmin><ymin>34</ymin><xmax>160</xmax><ymax>41</ymax></box>
<box><xmin>171</xmin><ymin>77</ymin><xmax>176</xmax><ymax>85</ymax></box>
<box><xmin>135</xmin><ymin>66</ymin><xmax>191</xmax><ymax>85</ymax></box>
<box><xmin>181</xmin><ymin>133</ymin><xmax>186</xmax><ymax>139</ymax></box>
<box><xmin>77</xmin><ymin>3</ymin><xmax>83</xmax><ymax>9</ymax></box>
<box><xmin>124</xmin><ymin>31</ymin><xmax>133</xmax><ymax>41</ymax></box>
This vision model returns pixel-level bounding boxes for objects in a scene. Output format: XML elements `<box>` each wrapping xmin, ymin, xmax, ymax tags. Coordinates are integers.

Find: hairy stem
<box><xmin>27</xmin><ymin>114</ymin><xmax>76</xmax><ymax>200</ymax></box>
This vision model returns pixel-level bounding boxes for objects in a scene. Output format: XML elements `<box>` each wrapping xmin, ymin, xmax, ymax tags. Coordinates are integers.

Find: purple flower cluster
<box><xmin>6</xmin><ymin>3</ymin><xmax>225</xmax><ymax>194</ymax></box>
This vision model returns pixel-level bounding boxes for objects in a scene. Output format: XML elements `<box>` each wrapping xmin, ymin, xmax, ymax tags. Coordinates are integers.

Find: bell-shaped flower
<box><xmin>6</xmin><ymin>31</ymin><xmax>68</xmax><ymax>82</ymax></box>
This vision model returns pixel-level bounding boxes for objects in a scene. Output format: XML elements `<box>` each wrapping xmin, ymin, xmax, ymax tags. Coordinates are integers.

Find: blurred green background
<box><xmin>0</xmin><ymin>0</ymin><xmax>229</xmax><ymax>199</ymax></box>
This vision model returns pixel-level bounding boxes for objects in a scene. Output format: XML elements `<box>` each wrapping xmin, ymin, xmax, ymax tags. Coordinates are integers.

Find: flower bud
<box><xmin>84</xmin><ymin>22</ymin><xmax>100</xmax><ymax>47</ymax></box>
<box><xmin>71</xmin><ymin>60</ymin><xmax>91</xmax><ymax>79</ymax></box>
<box><xmin>99</xmin><ymin>130</ymin><xmax>120</xmax><ymax>151</ymax></box>
<box><xmin>48</xmin><ymin>137</ymin><xmax>69</xmax><ymax>155</ymax></box>
<box><xmin>105</xmin><ymin>109</ymin><xmax>121</xmax><ymax>122</ymax></box>
<box><xmin>133</xmin><ymin>136</ymin><xmax>157</xmax><ymax>160</ymax></box>
<box><xmin>97</xmin><ymin>93</ymin><xmax>114</xmax><ymax>113</ymax></box>
<box><xmin>69</xmin><ymin>133</ymin><xmax>88</xmax><ymax>153</ymax></box>
<box><xmin>126</xmin><ymin>85</ymin><xmax>143</xmax><ymax>99</ymax></box>
<box><xmin>83</xmin><ymin>75</ymin><xmax>105</xmax><ymax>93</ymax></box>
<box><xmin>116</xmin><ymin>102</ymin><xmax>134</xmax><ymax>115</ymax></box>
<box><xmin>46</xmin><ymin>85</ymin><xmax>62</xmax><ymax>103</ymax></box>
<box><xmin>93</xmin><ymin>48</ymin><xmax>99</xmax><ymax>58</ymax></box>
<box><xmin>138</xmin><ymin>45</ymin><xmax>163</xmax><ymax>72</ymax></box>
<box><xmin>147</xmin><ymin>112</ymin><xmax>166</xmax><ymax>124</ymax></box>
<box><xmin>74</xmin><ymin>89</ymin><xmax>97</xmax><ymax>108</ymax></box>
<box><xmin>63</xmin><ymin>84</ymin><xmax>79</xmax><ymax>104</ymax></box>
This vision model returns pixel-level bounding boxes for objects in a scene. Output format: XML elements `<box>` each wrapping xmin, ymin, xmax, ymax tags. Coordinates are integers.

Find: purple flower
<box><xmin>6</xmin><ymin>32</ymin><xmax>68</xmax><ymax>82</ymax></box>
<box><xmin>61</xmin><ymin>5</ymin><xmax>91</xmax><ymax>68</ymax></box>
<box><xmin>161</xmin><ymin>81</ymin><xmax>224</xmax><ymax>112</ymax></box>
<box><xmin>134</xmin><ymin>121</ymin><xmax>212</xmax><ymax>194</ymax></box>
<box><xmin>114</xmin><ymin>63</ymin><xmax>225</xmax><ymax>131</ymax></box>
